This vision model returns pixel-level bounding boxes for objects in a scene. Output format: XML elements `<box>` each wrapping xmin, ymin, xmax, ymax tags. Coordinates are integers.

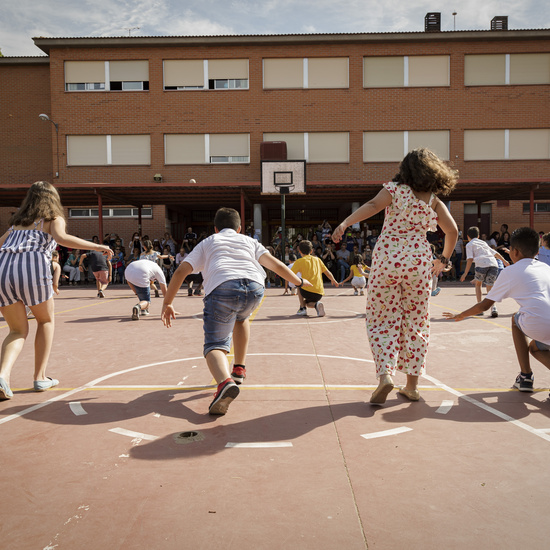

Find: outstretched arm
<box><xmin>50</xmin><ymin>218</ymin><xmax>113</xmax><ymax>259</ymax></box>
<box><xmin>259</xmin><ymin>252</ymin><xmax>312</xmax><ymax>288</ymax></box>
<box><xmin>432</xmin><ymin>199</ymin><xmax>459</xmax><ymax>276</ymax></box>
<box><xmin>161</xmin><ymin>261</ymin><xmax>193</xmax><ymax>327</ymax></box>
<box><xmin>443</xmin><ymin>298</ymin><xmax>494</xmax><ymax>321</ymax></box>
<box><xmin>332</xmin><ymin>189</ymin><xmax>392</xmax><ymax>243</ymax></box>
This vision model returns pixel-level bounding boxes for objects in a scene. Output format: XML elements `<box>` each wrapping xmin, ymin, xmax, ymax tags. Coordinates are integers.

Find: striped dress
<box><xmin>0</xmin><ymin>220</ymin><xmax>57</xmax><ymax>307</ymax></box>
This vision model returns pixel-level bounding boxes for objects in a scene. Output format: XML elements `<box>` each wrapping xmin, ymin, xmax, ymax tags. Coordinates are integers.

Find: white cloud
<box><xmin>0</xmin><ymin>0</ymin><xmax>548</xmax><ymax>56</ymax></box>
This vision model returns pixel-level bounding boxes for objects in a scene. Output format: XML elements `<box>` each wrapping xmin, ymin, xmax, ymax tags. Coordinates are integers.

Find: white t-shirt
<box><xmin>486</xmin><ymin>258</ymin><xmax>550</xmax><ymax>344</ymax></box>
<box><xmin>465</xmin><ymin>238</ymin><xmax>498</xmax><ymax>268</ymax></box>
<box><xmin>124</xmin><ymin>259</ymin><xmax>166</xmax><ymax>288</ymax></box>
<box><xmin>183</xmin><ymin>228</ymin><xmax>268</xmax><ymax>296</ymax></box>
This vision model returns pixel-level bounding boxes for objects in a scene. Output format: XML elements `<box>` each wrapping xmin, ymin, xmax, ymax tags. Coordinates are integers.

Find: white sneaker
<box><xmin>491</xmin><ymin>306</ymin><xmax>498</xmax><ymax>318</ymax></box>
<box><xmin>353</xmin><ymin>289</ymin><xmax>358</xmax><ymax>296</ymax></box>
<box><xmin>142</xmin><ymin>308</ymin><xmax>150</xmax><ymax>316</ymax></box>
<box><xmin>296</xmin><ymin>307</ymin><xmax>307</xmax><ymax>316</ymax></box>
<box><xmin>132</xmin><ymin>305</ymin><xmax>140</xmax><ymax>320</ymax></box>
<box><xmin>315</xmin><ymin>302</ymin><xmax>325</xmax><ymax>317</ymax></box>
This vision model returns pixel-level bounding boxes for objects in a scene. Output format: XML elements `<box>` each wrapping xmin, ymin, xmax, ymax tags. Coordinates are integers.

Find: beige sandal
<box><xmin>398</xmin><ymin>387</ymin><xmax>420</xmax><ymax>401</ymax></box>
<box><xmin>370</xmin><ymin>374</ymin><xmax>394</xmax><ymax>404</ymax></box>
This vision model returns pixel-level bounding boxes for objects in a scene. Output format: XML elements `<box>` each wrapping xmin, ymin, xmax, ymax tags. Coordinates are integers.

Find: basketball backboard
<box><xmin>261</xmin><ymin>160</ymin><xmax>306</xmax><ymax>195</ymax></box>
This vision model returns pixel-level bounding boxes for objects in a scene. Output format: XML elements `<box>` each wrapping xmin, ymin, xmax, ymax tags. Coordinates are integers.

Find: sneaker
<box><xmin>0</xmin><ymin>377</ymin><xmax>13</xmax><ymax>400</ymax></box>
<box><xmin>231</xmin><ymin>366</ymin><xmax>246</xmax><ymax>385</ymax></box>
<box><xmin>193</xmin><ymin>288</ymin><xmax>203</xmax><ymax>296</ymax></box>
<box><xmin>315</xmin><ymin>302</ymin><xmax>325</xmax><ymax>317</ymax></box>
<box><xmin>209</xmin><ymin>379</ymin><xmax>240</xmax><ymax>415</ymax></box>
<box><xmin>431</xmin><ymin>287</ymin><xmax>441</xmax><ymax>297</ymax></box>
<box><xmin>98</xmin><ymin>290</ymin><xmax>105</xmax><ymax>298</ymax></box>
<box><xmin>188</xmin><ymin>288</ymin><xmax>193</xmax><ymax>296</ymax></box>
<box><xmin>353</xmin><ymin>289</ymin><xmax>358</xmax><ymax>296</ymax></box>
<box><xmin>141</xmin><ymin>308</ymin><xmax>150</xmax><ymax>316</ymax></box>
<box><xmin>132</xmin><ymin>305</ymin><xmax>140</xmax><ymax>320</ymax></box>
<box><xmin>360</xmin><ymin>290</ymin><xmax>364</xmax><ymax>296</ymax></box>
<box><xmin>154</xmin><ymin>288</ymin><xmax>160</xmax><ymax>298</ymax></box>
<box><xmin>491</xmin><ymin>306</ymin><xmax>499</xmax><ymax>318</ymax></box>
<box><xmin>513</xmin><ymin>373</ymin><xmax>534</xmax><ymax>392</ymax></box>
<box><xmin>296</xmin><ymin>307</ymin><xmax>307</xmax><ymax>316</ymax></box>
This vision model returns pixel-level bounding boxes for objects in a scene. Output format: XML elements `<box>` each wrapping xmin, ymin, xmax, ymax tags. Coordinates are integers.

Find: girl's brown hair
<box><xmin>10</xmin><ymin>181</ymin><xmax>65</xmax><ymax>226</ymax></box>
<box><xmin>393</xmin><ymin>148</ymin><xmax>458</xmax><ymax>196</ymax></box>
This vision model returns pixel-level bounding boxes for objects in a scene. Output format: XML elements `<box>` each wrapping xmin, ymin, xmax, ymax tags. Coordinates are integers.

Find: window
<box><xmin>363</xmin><ymin>56</ymin><xmax>449</xmax><ymax>88</ymax></box>
<box><xmin>65</xmin><ymin>60</ymin><xmax>149</xmax><ymax>91</ymax></box>
<box><xmin>522</xmin><ymin>203</ymin><xmax>550</xmax><ymax>213</ymax></box>
<box><xmin>263</xmin><ymin>58</ymin><xmax>349</xmax><ymax>89</ymax></box>
<box><xmin>69</xmin><ymin>207</ymin><xmax>153</xmax><ymax>218</ymax></box>
<box><xmin>262</xmin><ymin>132</ymin><xmax>349</xmax><ymax>162</ymax></box>
<box><xmin>67</xmin><ymin>135</ymin><xmax>150</xmax><ymax>165</ymax></box>
<box><xmin>165</xmin><ymin>134</ymin><xmax>249</xmax><ymax>164</ymax></box>
<box><xmin>163</xmin><ymin>59</ymin><xmax>248</xmax><ymax>90</ymax></box>
<box><xmin>465</xmin><ymin>53</ymin><xmax>550</xmax><ymax>86</ymax></box>
<box><xmin>464</xmin><ymin>129</ymin><xmax>550</xmax><ymax>160</ymax></box>
<box><xmin>363</xmin><ymin>131</ymin><xmax>450</xmax><ymax>162</ymax></box>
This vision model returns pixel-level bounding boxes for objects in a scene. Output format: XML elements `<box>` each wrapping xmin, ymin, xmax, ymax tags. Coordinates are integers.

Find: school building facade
<box><xmin>1</xmin><ymin>14</ymin><xmax>549</xmax><ymax>244</ymax></box>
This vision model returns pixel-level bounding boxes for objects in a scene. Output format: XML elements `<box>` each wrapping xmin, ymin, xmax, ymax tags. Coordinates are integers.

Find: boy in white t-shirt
<box><xmin>161</xmin><ymin>207</ymin><xmax>311</xmax><ymax>415</ymax></box>
<box><xmin>124</xmin><ymin>259</ymin><xmax>167</xmax><ymax>320</ymax></box>
<box><xmin>461</xmin><ymin>226</ymin><xmax>509</xmax><ymax>317</ymax></box>
<box><xmin>444</xmin><ymin>227</ymin><xmax>550</xmax><ymax>394</ymax></box>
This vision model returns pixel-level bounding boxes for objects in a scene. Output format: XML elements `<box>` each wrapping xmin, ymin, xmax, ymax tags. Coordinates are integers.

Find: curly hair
<box><xmin>9</xmin><ymin>181</ymin><xmax>65</xmax><ymax>227</ymax></box>
<box><xmin>392</xmin><ymin>148</ymin><xmax>458</xmax><ymax>196</ymax></box>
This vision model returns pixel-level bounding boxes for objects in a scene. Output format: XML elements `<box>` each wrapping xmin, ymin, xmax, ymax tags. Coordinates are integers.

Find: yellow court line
<box><xmin>0</xmin><ymin>297</ymin><xmax>124</xmax><ymax>330</ymax></box>
<box><xmin>8</xmin><ymin>385</ymin><xmax>546</xmax><ymax>393</ymax></box>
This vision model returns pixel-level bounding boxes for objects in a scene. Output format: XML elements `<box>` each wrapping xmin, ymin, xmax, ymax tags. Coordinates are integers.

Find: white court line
<box><xmin>424</xmin><ymin>374</ymin><xmax>550</xmax><ymax>443</ymax></box>
<box><xmin>361</xmin><ymin>427</ymin><xmax>413</xmax><ymax>440</ymax></box>
<box><xmin>435</xmin><ymin>400</ymin><xmax>454</xmax><ymax>415</ymax></box>
<box><xmin>109</xmin><ymin>427</ymin><xmax>158</xmax><ymax>441</ymax></box>
<box><xmin>69</xmin><ymin>402</ymin><xmax>87</xmax><ymax>416</ymax></box>
<box><xmin>226</xmin><ymin>442</ymin><xmax>293</xmax><ymax>448</ymax></box>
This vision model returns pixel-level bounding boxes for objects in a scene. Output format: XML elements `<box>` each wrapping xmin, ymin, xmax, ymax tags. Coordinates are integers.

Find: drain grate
<box><xmin>173</xmin><ymin>431</ymin><xmax>204</xmax><ymax>445</ymax></box>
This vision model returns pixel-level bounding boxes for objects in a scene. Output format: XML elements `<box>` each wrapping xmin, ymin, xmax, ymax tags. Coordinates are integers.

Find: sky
<box><xmin>1</xmin><ymin>0</ymin><xmax>549</xmax><ymax>57</ymax></box>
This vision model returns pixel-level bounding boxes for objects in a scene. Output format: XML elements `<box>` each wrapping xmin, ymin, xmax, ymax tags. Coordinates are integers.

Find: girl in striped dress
<box><xmin>0</xmin><ymin>181</ymin><xmax>112</xmax><ymax>400</ymax></box>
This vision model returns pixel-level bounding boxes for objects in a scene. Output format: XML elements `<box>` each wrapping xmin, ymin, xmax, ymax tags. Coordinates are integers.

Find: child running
<box><xmin>444</xmin><ymin>227</ymin><xmax>550</xmax><ymax>393</ymax></box>
<box><xmin>0</xmin><ymin>181</ymin><xmax>112</xmax><ymax>400</ymax></box>
<box><xmin>161</xmin><ymin>207</ymin><xmax>311</xmax><ymax>415</ymax></box>
<box><xmin>341</xmin><ymin>254</ymin><xmax>370</xmax><ymax>295</ymax></box>
<box><xmin>461</xmin><ymin>226</ymin><xmax>510</xmax><ymax>317</ymax></box>
<box><xmin>333</xmin><ymin>148</ymin><xmax>458</xmax><ymax>404</ymax></box>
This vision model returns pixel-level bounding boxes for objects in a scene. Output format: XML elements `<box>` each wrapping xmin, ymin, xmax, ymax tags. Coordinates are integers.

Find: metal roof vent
<box><xmin>425</xmin><ymin>12</ymin><xmax>441</xmax><ymax>32</ymax></box>
<box><xmin>491</xmin><ymin>16</ymin><xmax>508</xmax><ymax>30</ymax></box>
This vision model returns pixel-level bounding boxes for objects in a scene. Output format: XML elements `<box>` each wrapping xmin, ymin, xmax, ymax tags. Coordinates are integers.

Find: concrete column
<box><xmin>253</xmin><ymin>203</ymin><xmax>262</xmax><ymax>240</ymax></box>
<box><xmin>351</xmin><ymin>202</ymin><xmax>360</xmax><ymax>229</ymax></box>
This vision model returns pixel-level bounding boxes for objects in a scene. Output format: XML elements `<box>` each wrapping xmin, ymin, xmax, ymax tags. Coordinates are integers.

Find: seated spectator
<box><xmin>538</xmin><ymin>232</ymin><xmax>550</xmax><ymax>266</ymax></box>
<box><xmin>63</xmin><ymin>249</ymin><xmax>81</xmax><ymax>285</ymax></box>
<box><xmin>322</xmin><ymin>242</ymin><xmax>338</xmax><ymax>280</ymax></box>
<box><xmin>126</xmin><ymin>246</ymin><xmax>141</xmax><ymax>265</ymax></box>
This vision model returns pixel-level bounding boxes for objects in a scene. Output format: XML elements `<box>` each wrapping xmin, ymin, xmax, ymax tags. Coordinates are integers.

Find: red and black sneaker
<box><xmin>209</xmin><ymin>378</ymin><xmax>240</xmax><ymax>415</ymax></box>
<box><xmin>231</xmin><ymin>365</ymin><xmax>246</xmax><ymax>385</ymax></box>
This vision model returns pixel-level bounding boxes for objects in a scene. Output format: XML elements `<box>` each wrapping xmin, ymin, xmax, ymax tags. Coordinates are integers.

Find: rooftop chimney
<box><xmin>425</xmin><ymin>12</ymin><xmax>441</xmax><ymax>32</ymax></box>
<box><xmin>491</xmin><ymin>16</ymin><xmax>508</xmax><ymax>30</ymax></box>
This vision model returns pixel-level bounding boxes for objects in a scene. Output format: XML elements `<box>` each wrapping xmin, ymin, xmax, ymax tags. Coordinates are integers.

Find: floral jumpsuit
<box><xmin>366</xmin><ymin>181</ymin><xmax>438</xmax><ymax>378</ymax></box>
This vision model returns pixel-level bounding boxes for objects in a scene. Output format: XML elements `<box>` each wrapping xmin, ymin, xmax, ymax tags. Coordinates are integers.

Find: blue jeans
<box><xmin>337</xmin><ymin>259</ymin><xmax>349</xmax><ymax>282</ymax></box>
<box><xmin>203</xmin><ymin>279</ymin><xmax>264</xmax><ymax>356</ymax></box>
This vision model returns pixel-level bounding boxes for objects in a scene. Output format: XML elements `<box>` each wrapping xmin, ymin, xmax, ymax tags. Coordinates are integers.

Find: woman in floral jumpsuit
<box><xmin>333</xmin><ymin>149</ymin><xmax>458</xmax><ymax>404</ymax></box>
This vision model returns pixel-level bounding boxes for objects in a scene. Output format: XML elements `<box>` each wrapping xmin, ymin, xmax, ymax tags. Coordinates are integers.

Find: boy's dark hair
<box><xmin>289</xmin><ymin>252</ymin><xmax>297</xmax><ymax>262</ymax></box>
<box><xmin>510</xmin><ymin>227</ymin><xmax>539</xmax><ymax>258</ymax></box>
<box><xmin>542</xmin><ymin>232</ymin><xmax>550</xmax><ymax>247</ymax></box>
<box><xmin>467</xmin><ymin>226</ymin><xmax>480</xmax><ymax>239</ymax></box>
<box><xmin>214</xmin><ymin>207</ymin><xmax>241</xmax><ymax>231</ymax></box>
<box><xmin>392</xmin><ymin>148</ymin><xmax>458</xmax><ymax>196</ymax></box>
<box><xmin>298</xmin><ymin>240</ymin><xmax>313</xmax><ymax>254</ymax></box>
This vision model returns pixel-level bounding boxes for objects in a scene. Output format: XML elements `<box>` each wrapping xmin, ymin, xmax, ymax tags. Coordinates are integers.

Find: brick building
<box><xmin>1</xmin><ymin>14</ymin><xmax>549</xmax><ymax>246</ymax></box>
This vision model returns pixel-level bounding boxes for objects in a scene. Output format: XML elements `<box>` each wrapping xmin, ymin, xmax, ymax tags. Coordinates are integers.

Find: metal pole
<box><xmin>281</xmin><ymin>191</ymin><xmax>286</xmax><ymax>265</ymax></box>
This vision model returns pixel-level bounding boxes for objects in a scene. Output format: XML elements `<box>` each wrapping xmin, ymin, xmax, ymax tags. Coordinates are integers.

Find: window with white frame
<box><xmin>163</xmin><ymin>59</ymin><xmax>249</xmax><ymax>91</ymax></box>
<box><xmin>363</xmin><ymin>56</ymin><xmax>449</xmax><ymax>88</ymax></box>
<box><xmin>67</xmin><ymin>135</ymin><xmax>151</xmax><ymax>166</ymax></box>
<box><xmin>263</xmin><ymin>58</ymin><xmax>349</xmax><ymax>89</ymax></box>
<box><xmin>262</xmin><ymin>132</ymin><xmax>349</xmax><ymax>162</ymax></box>
<box><xmin>363</xmin><ymin>131</ymin><xmax>450</xmax><ymax>162</ymax></box>
<box><xmin>64</xmin><ymin>60</ymin><xmax>149</xmax><ymax>91</ymax></box>
<box><xmin>464</xmin><ymin>53</ymin><xmax>550</xmax><ymax>86</ymax></box>
<box><xmin>164</xmin><ymin>134</ymin><xmax>250</xmax><ymax>164</ymax></box>
<box><xmin>464</xmin><ymin>129</ymin><xmax>550</xmax><ymax>160</ymax></box>
<box><xmin>69</xmin><ymin>207</ymin><xmax>153</xmax><ymax>218</ymax></box>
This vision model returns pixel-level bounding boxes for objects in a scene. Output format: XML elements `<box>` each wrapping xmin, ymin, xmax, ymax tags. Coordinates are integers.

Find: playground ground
<box><xmin>1</xmin><ymin>281</ymin><xmax>549</xmax><ymax>549</ymax></box>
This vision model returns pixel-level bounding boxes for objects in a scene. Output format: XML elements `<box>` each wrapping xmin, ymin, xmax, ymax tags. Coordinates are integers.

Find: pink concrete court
<box><xmin>1</xmin><ymin>282</ymin><xmax>549</xmax><ymax>549</ymax></box>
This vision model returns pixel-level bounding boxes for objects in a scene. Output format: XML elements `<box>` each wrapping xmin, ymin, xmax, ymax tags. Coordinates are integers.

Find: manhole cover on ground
<box><xmin>173</xmin><ymin>431</ymin><xmax>205</xmax><ymax>445</ymax></box>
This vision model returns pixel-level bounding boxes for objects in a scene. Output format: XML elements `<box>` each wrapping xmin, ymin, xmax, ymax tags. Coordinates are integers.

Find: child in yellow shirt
<box><xmin>341</xmin><ymin>254</ymin><xmax>370</xmax><ymax>295</ymax></box>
